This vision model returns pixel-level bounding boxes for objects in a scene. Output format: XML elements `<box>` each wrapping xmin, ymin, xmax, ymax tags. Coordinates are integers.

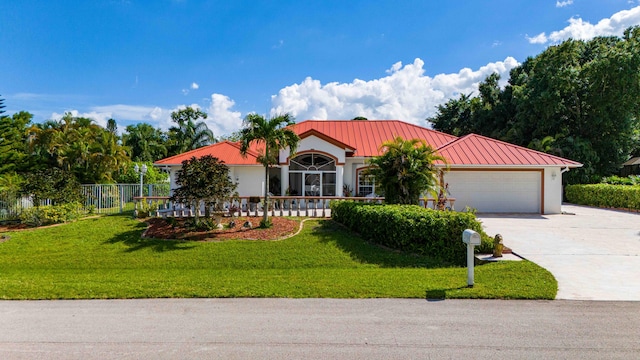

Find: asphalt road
<box><xmin>1</xmin><ymin>298</ymin><xmax>639</xmax><ymax>359</ymax></box>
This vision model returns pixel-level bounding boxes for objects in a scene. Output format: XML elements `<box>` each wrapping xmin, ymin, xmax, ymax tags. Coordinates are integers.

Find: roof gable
<box><xmin>290</xmin><ymin>120</ymin><xmax>457</xmax><ymax>157</ymax></box>
<box><xmin>436</xmin><ymin>134</ymin><xmax>582</xmax><ymax>167</ymax></box>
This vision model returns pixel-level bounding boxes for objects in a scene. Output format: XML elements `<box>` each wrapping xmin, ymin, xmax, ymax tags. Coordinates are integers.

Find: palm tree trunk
<box><xmin>263</xmin><ymin>164</ymin><xmax>269</xmax><ymax>226</ymax></box>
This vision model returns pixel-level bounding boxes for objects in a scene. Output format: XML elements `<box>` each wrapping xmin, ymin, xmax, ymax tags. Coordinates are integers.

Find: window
<box><xmin>288</xmin><ymin>153</ymin><xmax>337</xmax><ymax>196</ymax></box>
<box><xmin>357</xmin><ymin>169</ymin><xmax>376</xmax><ymax>197</ymax></box>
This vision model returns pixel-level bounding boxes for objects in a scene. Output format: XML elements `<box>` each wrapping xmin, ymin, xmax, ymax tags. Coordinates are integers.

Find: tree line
<box><xmin>428</xmin><ymin>26</ymin><xmax>640</xmax><ymax>184</ymax></box>
<box><xmin>0</xmin><ymin>103</ymin><xmax>216</xmax><ymax>194</ymax></box>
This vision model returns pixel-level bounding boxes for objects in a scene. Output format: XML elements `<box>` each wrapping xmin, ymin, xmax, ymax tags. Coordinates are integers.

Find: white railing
<box><xmin>134</xmin><ymin>195</ymin><xmax>456</xmax><ymax>219</ymax></box>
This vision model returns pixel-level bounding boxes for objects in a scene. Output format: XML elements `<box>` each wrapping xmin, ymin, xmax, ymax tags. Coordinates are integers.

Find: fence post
<box><xmin>119</xmin><ymin>184</ymin><xmax>124</xmax><ymax>213</ymax></box>
<box><xmin>97</xmin><ymin>185</ymin><xmax>102</xmax><ymax>214</ymax></box>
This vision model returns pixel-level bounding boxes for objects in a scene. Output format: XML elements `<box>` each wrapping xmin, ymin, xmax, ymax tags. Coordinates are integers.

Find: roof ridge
<box><xmin>466</xmin><ymin>133</ymin><xmax>582</xmax><ymax>165</ymax></box>
<box><xmin>438</xmin><ymin>133</ymin><xmax>582</xmax><ymax>166</ymax></box>
<box><xmin>153</xmin><ymin>142</ymin><xmax>220</xmax><ymax>164</ymax></box>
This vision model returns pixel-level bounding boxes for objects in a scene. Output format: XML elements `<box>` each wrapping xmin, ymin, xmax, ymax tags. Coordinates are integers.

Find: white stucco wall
<box><xmin>230</xmin><ymin>166</ymin><xmax>265</xmax><ymax>197</ymax></box>
<box><xmin>279</xmin><ymin>135</ymin><xmax>346</xmax><ymax>164</ymax></box>
<box><xmin>544</xmin><ymin>167</ymin><xmax>564</xmax><ymax>214</ymax></box>
<box><xmin>344</xmin><ymin>158</ymin><xmax>367</xmax><ymax>195</ymax></box>
<box><xmin>162</xmin><ymin>164</ymin><xmax>263</xmax><ymax>198</ymax></box>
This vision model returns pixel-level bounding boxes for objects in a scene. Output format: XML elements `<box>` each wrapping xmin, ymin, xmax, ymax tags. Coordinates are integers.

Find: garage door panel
<box><xmin>444</xmin><ymin>171</ymin><xmax>541</xmax><ymax>213</ymax></box>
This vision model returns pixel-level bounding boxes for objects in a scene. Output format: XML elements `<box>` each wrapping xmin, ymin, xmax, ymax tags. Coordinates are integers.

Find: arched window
<box><xmin>288</xmin><ymin>153</ymin><xmax>336</xmax><ymax>196</ymax></box>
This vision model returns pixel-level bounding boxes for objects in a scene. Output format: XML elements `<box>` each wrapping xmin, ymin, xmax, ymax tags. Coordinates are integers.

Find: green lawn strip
<box><xmin>0</xmin><ymin>214</ymin><xmax>556</xmax><ymax>300</ymax></box>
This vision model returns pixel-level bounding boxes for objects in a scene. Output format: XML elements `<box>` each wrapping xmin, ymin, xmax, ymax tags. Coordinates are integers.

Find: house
<box><xmin>154</xmin><ymin>120</ymin><xmax>582</xmax><ymax>214</ymax></box>
<box><xmin>621</xmin><ymin>157</ymin><xmax>640</xmax><ymax>177</ymax></box>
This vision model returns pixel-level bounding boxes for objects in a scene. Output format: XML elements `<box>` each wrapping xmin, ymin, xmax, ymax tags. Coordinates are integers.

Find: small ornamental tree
<box><xmin>21</xmin><ymin>168</ymin><xmax>84</xmax><ymax>206</ymax></box>
<box><xmin>366</xmin><ymin>137</ymin><xmax>447</xmax><ymax>205</ymax></box>
<box><xmin>170</xmin><ymin>155</ymin><xmax>237</xmax><ymax>223</ymax></box>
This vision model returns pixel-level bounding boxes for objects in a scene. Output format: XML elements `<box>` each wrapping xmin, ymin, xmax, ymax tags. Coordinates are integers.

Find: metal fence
<box><xmin>81</xmin><ymin>184</ymin><xmax>170</xmax><ymax>214</ymax></box>
<box><xmin>0</xmin><ymin>184</ymin><xmax>171</xmax><ymax>220</ymax></box>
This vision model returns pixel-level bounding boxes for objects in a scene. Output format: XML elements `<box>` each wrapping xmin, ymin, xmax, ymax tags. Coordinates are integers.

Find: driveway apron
<box><xmin>478</xmin><ymin>205</ymin><xmax>640</xmax><ymax>301</ymax></box>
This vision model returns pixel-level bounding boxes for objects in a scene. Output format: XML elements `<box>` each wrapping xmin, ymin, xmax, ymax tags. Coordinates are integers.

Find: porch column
<box><xmin>281</xmin><ymin>165</ymin><xmax>289</xmax><ymax>195</ymax></box>
<box><xmin>336</xmin><ymin>165</ymin><xmax>344</xmax><ymax>197</ymax></box>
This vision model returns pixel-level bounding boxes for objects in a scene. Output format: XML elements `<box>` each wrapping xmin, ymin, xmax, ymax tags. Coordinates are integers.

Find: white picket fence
<box><xmin>0</xmin><ymin>184</ymin><xmax>170</xmax><ymax>220</ymax></box>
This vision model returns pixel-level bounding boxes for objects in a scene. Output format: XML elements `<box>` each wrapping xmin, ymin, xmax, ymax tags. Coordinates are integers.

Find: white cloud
<box><xmin>269</xmin><ymin>57</ymin><xmax>519</xmax><ymax>125</ymax></box>
<box><xmin>526</xmin><ymin>33</ymin><xmax>548</xmax><ymax>44</ymax></box>
<box><xmin>556</xmin><ymin>0</ymin><xmax>573</xmax><ymax>8</ymax></box>
<box><xmin>206</xmin><ymin>93</ymin><xmax>243</xmax><ymax>137</ymax></box>
<box><xmin>50</xmin><ymin>105</ymin><xmax>174</xmax><ymax>133</ymax></box>
<box><xmin>50</xmin><ymin>110</ymin><xmax>114</xmax><ymax>129</ymax></box>
<box><xmin>527</xmin><ymin>6</ymin><xmax>640</xmax><ymax>44</ymax></box>
<box><xmin>191</xmin><ymin>82</ymin><xmax>199</xmax><ymax>90</ymax></box>
<box><xmin>42</xmin><ymin>56</ymin><xmax>522</xmax><ymax>136</ymax></box>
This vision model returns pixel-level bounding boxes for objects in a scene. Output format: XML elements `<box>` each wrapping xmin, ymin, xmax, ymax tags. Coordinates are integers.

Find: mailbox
<box><xmin>462</xmin><ymin>229</ymin><xmax>481</xmax><ymax>245</ymax></box>
<box><xmin>462</xmin><ymin>229</ymin><xmax>481</xmax><ymax>287</ymax></box>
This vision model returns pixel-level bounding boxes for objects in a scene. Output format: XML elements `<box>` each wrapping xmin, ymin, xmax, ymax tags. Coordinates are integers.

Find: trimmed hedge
<box><xmin>565</xmin><ymin>184</ymin><xmax>640</xmax><ymax>210</ymax></box>
<box><xmin>330</xmin><ymin>201</ymin><xmax>492</xmax><ymax>266</ymax></box>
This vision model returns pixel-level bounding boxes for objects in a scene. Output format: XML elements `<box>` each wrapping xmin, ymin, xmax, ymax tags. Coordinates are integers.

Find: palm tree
<box><xmin>123</xmin><ymin>123</ymin><xmax>168</xmax><ymax>162</ymax></box>
<box><xmin>239</xmin><ymin>113</ymin><xmax>300</xmax><ymax>228</ymax></box>
<box><xmin>367</xmin><ymin>136</ymin><xmax>447</xmax><ymax>205</ymax></box>
<box><xmin>167</xmin><ymin>107</ymin><xmax>215</xmax><ymax>155</ymax></box>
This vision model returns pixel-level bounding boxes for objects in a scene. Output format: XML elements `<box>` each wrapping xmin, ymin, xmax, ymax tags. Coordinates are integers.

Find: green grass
<box><xmin>0</xmin><ymin>214</ymin><xmax>557</xmax><ymax>300</ymax></box>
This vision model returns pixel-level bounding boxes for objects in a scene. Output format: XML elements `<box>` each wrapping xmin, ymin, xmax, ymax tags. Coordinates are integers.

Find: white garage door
<box><xmin>444</xmin><ymin>171</ymin><xmax>541</xmax><ymax>213</ymax></box>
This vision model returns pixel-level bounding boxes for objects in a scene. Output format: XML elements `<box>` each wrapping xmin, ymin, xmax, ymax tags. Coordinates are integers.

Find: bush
<box><xmin>600</xmin><ymin>175</ymin><xmax>640</xmax><ymax>186</ymax></box>
<box><xmin>330</xmin><ymin>201</ymin><xmax>492</xmax><ymax>266</ymax></box>
<box><xmin>135</xmin><ymin>200</ymin><xmax>159</xmax><ymax>218</ymax></box>
<box><xmin>565</xmin><ymin>184</ymin><xmax>640</xmax><ymax>210</ymax></box>
<box><xmin>21</xmin><ymin>168</ymin><xmax>83</xmax><ymax>205</ymax></box>
<box><xmin>19</xmin><ymin>202</ymin><xmax>84</xmax><ymax>227</ymax></box>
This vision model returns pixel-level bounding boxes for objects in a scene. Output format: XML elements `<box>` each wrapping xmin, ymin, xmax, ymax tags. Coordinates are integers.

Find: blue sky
<box><xmin>2</xmin><ymin>0</ymin><xmax>639</xmax><ymax>136</ymax></box>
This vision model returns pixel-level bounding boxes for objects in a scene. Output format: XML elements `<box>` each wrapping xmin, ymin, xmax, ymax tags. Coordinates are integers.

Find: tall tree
<box><xmin>167</xmin><ymin>107</ymin><xmax>215</xmax><ymax>156</ymax></box>
<box><xmin>0</xmin><ymin>111</ymin><xmax>33</xmax><ymax>174</ymax></box>
<box><xmin>0</xmin><ymin>95</ymin><xmax>6</xmax><ymax>117</ymax></box>
<box><xmin>122</xmin><ymin>123</ymin><xmax>168</xmax><ymax>162</ymax></box>
<box><xmin>106</xmin><ymin>118</ymin><xmax>118</xmax><ymax>135</ymax></box>
<box><xmin>366</xmin><ymin>137</ymin><xmax>447</xmax><ymax>205</ymax></box>
<box><xmin>239</xmin><ymin>113</ymin><xmax>299</xmax><ymax>228</ymax></box>
<box><xmin>428</xmin><ymin>27</ymin><xmax>640</xmax><ymax>183</ymax></box>
<box><xmin>26</xmin><ymin>113</ymin><xmax>130</xmax><ymax>183</ymax></box>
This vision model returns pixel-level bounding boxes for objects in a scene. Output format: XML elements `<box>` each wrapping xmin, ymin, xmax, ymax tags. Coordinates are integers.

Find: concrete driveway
<box><xmin>478</xmin><ymin>205</ymin><xmax>640</xmax><ymax>301</ymax></box>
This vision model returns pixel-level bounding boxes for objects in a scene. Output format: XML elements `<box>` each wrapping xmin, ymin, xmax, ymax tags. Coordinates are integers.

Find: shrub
<box><xmin>330</xmin><ymin>201</ymin><xmax>492</xmax><ymax>266</ymax></box>
<box><xmin>19</xmin><ymin>202</ymin><xmax>83</xmax><ymax>227</ymax></box>
<box><xmin>565</xmin><ymin>184</ymin><xmax>640</xmax><ymax>210</ymax></box>
<box><xmin>135</xmin><ymin>200</ymin><xmax>159</xmax><ymax>218</ymax></box>
<box><xmin>600</xmin><ymin>175</ymin><xmax>640</xmax><ymax>186</ymax></box>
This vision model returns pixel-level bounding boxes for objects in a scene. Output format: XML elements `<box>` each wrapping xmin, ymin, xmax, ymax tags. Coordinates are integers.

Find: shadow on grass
<box><xmin>310</xmin><ymin>220</ymin><xmax>448</xmax><ymax>269</ymax></box>
<box><xmin>425</xmin><ymin>286</ymin><xmax>469</xmax><ymax>301</ymax></box>
<box><xmin>104</xmin><ymin>213</ymin><xmax>197</xmax><ymax>253</ymax></box>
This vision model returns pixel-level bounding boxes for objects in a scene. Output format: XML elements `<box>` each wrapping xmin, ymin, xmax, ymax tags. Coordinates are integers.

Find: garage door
<box><xmin>444</xmin><ymin>170</ymin><xmax>541</xmax><ymax>213</ymax></box>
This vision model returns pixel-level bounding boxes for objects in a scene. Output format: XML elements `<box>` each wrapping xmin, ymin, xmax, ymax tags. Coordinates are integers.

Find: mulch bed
<box><xmin>0</xmin><ymin>223</ymin><xmax>30</xmax><ymax>232</ymax></box>
<box><xmin>143</xmin><ymin>216</ymin><xmax>301</xmax><ymax>241</ymax></box>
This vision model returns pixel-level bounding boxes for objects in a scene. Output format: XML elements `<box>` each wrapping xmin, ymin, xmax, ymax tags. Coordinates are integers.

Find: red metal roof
<box><xmin>154</xmin><ymin>141</ymin><xmax>262</xmax><ymax>166</ymax></box>
<box><xmin>436</xmin><ymin>134</ymin><xmax>583</xmax><ymax>167</ymax></box>
<box><xmin>154</xmin><ymin>121</ymin><xmax>582</xmax><ymax>168</ymax></box>
<box><xmin>290</xmin><ymin>120</ymin><xmax>457</xmax><ymax>157</ymax></box>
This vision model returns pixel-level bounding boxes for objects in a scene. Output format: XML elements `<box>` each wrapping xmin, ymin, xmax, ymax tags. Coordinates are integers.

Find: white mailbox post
<box><xmin>462</xmin><ymin>229</ymin><xmax>481</xmax><ymax>287</ymax></box>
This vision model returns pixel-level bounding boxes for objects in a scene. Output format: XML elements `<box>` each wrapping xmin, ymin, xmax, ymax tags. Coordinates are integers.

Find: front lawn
<box><xmin>0</xmin><ymin>214</ymin><xmax>556</xmax><ymax>299</ymax></box>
